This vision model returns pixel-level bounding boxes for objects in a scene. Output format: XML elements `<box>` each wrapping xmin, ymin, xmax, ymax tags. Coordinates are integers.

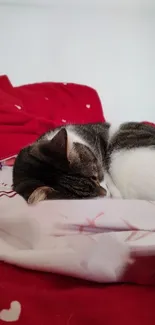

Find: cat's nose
<box><xmin>99</xmin><ymin>186</ymin><xmax>107</xmax><ymax>197</ymax></box>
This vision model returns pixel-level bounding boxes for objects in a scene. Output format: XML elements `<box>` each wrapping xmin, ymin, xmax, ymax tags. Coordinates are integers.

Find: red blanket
<box><xmin>0</xmin><ymin>76</ymin><xmax>104</xmax><ymax>160</ymax></box>
<box><xmin>1</xmin><ymin>262</ymin><xmax>155</xmax><ymax>325</ymax></box>
<box><xmin>0</xmin><ymin>76</ymin><xmax>155</xmax><ymax>325</ymax></box>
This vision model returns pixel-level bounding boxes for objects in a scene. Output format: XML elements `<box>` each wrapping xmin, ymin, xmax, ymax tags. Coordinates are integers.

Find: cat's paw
<box><xmin>28</xmin><ymin>186</ymin><xmax>53</xmax><ymax>204</ymax></box>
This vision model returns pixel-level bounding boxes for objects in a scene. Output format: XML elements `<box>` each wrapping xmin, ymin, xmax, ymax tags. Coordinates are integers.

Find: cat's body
<box><xmin>13</xmin><ymin>122</ymin><xmax>155</xmax><ymax>202</ymax></box>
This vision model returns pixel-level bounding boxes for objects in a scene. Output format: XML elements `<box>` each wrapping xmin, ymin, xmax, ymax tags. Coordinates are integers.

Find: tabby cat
<box><xmin>13</xmin><ymin>122</ymin><xmax>155</xmax><ymax>202</ymax></box>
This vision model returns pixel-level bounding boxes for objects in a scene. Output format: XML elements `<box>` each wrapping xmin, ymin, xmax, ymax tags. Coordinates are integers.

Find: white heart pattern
<box><xmin>0</xmin><ymin>301</ymin><xmax>21</xmax><ymax>322</ymax></box>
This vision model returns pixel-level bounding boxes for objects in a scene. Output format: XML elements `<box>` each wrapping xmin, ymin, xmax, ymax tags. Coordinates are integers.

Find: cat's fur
<box><xmin>13</xmin><ymin>122</ymin><xmax>155</xmax><ymax>202</ymax></box>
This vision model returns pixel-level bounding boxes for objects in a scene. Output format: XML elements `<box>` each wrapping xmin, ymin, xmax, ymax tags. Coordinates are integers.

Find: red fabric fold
<box><xmin>0</xmin><ymin>75</ymin><xmax>104</xmax><ymax>160</ymax></box>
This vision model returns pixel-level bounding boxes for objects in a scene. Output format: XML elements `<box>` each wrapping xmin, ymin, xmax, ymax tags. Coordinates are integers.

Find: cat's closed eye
<box><xmin>91</xmin><ymin>176</ymin><xmax>98</xmax><ymax>181</ymax></box>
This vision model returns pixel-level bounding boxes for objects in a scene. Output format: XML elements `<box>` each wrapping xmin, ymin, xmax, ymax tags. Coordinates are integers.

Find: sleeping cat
<box><xmin>13</xmin><ymin>122</ymin><xmax>155</xmax><ymax>202</ymax></box>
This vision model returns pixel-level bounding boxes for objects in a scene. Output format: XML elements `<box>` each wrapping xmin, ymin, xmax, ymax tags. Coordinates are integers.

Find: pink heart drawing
<box><xmin>0</xmin><ymin>301</ymin><xmax>21</xmax><ymax>322</ymax></box>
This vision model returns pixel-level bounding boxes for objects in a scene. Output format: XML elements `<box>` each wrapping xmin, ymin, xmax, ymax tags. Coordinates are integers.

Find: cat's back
<box><xmin>109</xmin><ymin>122</ymin><xmax>155</xmax><ymax>151</ymax></box>
<box><xmin>109</xmin><ymin>122</ymin><xmax>155</xmax><ymax>200</ymax></box>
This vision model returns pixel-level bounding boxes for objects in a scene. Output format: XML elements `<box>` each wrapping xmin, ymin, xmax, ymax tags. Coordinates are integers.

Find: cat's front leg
<box><xmin>103</xmin><ymin>173</ymin><xmax>122</xmax><ymax>198</ymax></box>
<box><xmin>28</xmin><ymin>186</ymin><xmax>53</xmax><ymax>204</ymax></box>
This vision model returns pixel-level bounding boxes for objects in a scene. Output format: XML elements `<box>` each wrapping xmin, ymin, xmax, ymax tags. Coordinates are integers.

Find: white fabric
<box><xmin>1</xmin><ymin>167</ymin><xmax>155</xmax><ymax>283</ymax></box>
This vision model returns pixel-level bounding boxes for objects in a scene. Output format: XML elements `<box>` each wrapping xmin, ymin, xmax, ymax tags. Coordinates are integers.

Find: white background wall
<box><xmin>0</xmin><ymin>1</ymin><xmax>155</xmax><ymax>122</ymax></box>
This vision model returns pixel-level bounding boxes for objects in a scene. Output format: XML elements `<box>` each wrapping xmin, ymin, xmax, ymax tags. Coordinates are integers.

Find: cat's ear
<box><xmin>50</xmin><ymin>128</ymin><xmax>68</xmax><ymax>157</ymax></box>
<box><xmin>31</xmin><ymin>128</ymin><xmax>69</xmax><ymax>162</ymax></box>
<box><xmin>44</xmin><ymin>128</ymin><xmax>68</xmax><ymax>159</ymax></box>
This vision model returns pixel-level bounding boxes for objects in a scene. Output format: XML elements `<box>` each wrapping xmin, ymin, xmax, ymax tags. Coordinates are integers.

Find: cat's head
<box><xmin>29</xmin><ymin>128</ymin><xmax>106</xmax><ymax>200</ymax></box>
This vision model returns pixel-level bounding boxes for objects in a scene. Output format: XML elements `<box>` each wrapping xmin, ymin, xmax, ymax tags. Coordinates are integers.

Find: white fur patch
<box><xmin>66</xmin><ymin>128</ymin><xmax>88</xmax><ymax>151</ymax></box>
<box><xmin>103</xmin><ymin>173</ymin><xmax>122</xmax><ymax>198</ymax></box>
<box><xmin>108</xmin><ymin>123</ymin><xmax>121</xmax><ymax>141</ymax></box>
<box><xmin>109</xmin><ymin>147</ymin><xmax>155</xmax><ymax>200</ymax></box>
<box><xmin>46</xmin><ymin>129</ymin><xmax>59</xmax><ymax>141</ymax></box>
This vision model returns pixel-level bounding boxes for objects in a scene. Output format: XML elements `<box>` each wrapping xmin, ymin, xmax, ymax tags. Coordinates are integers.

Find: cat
<box><xmin>13</xmin><ymin>122</ymin><xmax>155</xmax><ymax>203</ymax></box>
